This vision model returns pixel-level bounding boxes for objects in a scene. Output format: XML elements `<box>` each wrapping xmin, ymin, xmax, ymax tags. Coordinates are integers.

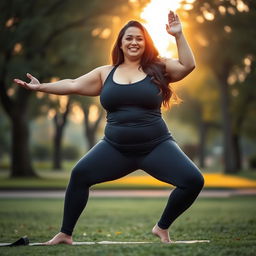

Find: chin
<box><xmin>127</xmin><ymin>53</ymin><xmax>143</xmax><ymax>58</ymax></box>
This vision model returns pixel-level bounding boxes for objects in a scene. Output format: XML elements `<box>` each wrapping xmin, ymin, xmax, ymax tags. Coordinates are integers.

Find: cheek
<box><xmin>121</xmin><ymin>42</ymin><xmax>128</xmax><ymax>50</ymax></box>
<box><xmin>120</xmin><ymin>39</ymin><xmax>125</xmax><ymax>49</ymax></box>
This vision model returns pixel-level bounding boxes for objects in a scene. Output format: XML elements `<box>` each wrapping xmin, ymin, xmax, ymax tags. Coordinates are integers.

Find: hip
<box><xmin>103</xmin><ymin>134</ymin><xmax>175</xmax><ymax>155</ymax></box>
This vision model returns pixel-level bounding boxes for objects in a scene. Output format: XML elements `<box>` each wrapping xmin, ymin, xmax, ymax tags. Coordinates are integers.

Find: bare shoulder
<box><xmin>98</xmin><ymin>65</ymin><xmax>115</xmax><ymax>84</ymax></box>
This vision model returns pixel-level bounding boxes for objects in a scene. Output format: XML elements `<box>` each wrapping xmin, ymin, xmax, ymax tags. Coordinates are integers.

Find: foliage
<box><xmin>179</xmin><ymin>0</ymin><xmax>256</xmax><ymax>139</ymax></box>
<box><xmin>0</xmin><ymin>0</ymin><xmax>143</xmax><ymax>176</ymax></box>
<box><xmin>62</xmin><ymin>144</ymin><xmax>81</xmax><ymax>160</ymax></box>
<box><xmin>31</xmin><ymin>143</ymin><xmax>52</xmax><ymax>161</ymax></box>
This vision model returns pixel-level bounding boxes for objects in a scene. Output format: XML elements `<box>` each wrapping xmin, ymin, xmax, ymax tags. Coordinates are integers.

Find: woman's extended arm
<box><xmin>163</xmin><ymin>10</ymin><xmax>196</xmax><ymax>82</ymax></box>
<box><xmin>13</xmin><ymin>66</ymin><xmax>106</xmax><ymax>96</ymax></box>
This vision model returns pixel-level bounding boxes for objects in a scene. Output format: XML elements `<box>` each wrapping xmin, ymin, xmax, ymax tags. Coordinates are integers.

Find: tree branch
<box><xmin>42</xmin><ymin>0</ymin><xmax>69</xmax><ymax>16</ymax></box>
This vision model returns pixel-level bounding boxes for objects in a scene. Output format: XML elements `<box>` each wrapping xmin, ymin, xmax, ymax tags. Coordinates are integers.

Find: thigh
<box><xmin>71</xmin><ymin>139</ymin><xmax>137</xmax><ymax>186</ymax></box>
<box><xmin>138</xmin><ymin>139</ymin><xmax>204</xmax><ymax>187</ymax></box>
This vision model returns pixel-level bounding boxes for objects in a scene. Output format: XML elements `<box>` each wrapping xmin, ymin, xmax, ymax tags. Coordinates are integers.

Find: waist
<box><xmin>104</xmin><ymin>118</ymin><xmax>171</xmax><ymax>144</ymax></box>
<box><xmin>106</xmin><ymin>107</ymin><xmax>161</xmax><ymax>126</ymax></box>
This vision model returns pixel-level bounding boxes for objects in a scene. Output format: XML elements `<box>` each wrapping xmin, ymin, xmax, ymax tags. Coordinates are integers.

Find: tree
<box><xmin>0</xmin><ymin>0</ymin><xmax>138</xmax><ymax>177</ymax></box>
<box><xmin>166</xmin><ymin>65</ymin><xmax>221</xmax><ymax>168</ymax></box>
<box><xmin>231</xmin><ymin>60</ymin><xmax>256</xmax><ymax>169</ymax></box>
<box><xmin>180</xmin><ymin>0</ymin><xmax>256</xmax><ymax>172</ymax></box>
<box><xmin>52</xmin><ymin>96</ymin><xmax>72</xmax><ymax>170</ymax></box>
<box><xmin>82</xmin><ymin>101</ymin><xmax>105</xmax><ymax>150</ymax></box>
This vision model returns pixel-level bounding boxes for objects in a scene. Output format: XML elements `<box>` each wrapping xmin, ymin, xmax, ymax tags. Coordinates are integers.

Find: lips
<box><xmin>128</xmin><ymin>47</ymin><xmax>139</xmax><ymax>51</ymax></box>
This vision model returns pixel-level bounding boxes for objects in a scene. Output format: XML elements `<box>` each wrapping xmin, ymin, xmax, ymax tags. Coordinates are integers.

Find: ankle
<box><xmin>155</xmin><ymin>223</ymin><xmax>168</xmax><ymax>231</ymax></box>
<box><xmin>59</xmin><ymin>232</ymin><xmax>72</xmax><ymax>238</ymax></box>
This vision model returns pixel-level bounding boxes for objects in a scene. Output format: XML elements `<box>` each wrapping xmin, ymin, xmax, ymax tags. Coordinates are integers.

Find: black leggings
<box><xmin>60</xmin><ymin>139</ymin><xmax>204</xmax><ymax>236</ymax></box>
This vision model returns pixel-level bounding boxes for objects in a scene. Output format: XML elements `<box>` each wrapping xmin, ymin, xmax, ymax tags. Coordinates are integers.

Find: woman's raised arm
<box><xmin>164</xmin><ymin>10</ymin><xmax>196</xmax><ymax>82</ymax></box>
<box><xmin>13</xmin><ymin>66</ymin><xmax>107</xmax><ymax>96</ymax></box>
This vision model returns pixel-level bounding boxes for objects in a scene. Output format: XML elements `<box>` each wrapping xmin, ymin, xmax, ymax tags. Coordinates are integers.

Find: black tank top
<box><xmin>100</xmin><ymin>65</ymin><xmax>175</xmax><ymax>154</ymax></box>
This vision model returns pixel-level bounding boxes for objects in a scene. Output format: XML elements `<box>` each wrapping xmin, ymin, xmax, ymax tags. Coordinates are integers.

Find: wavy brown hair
<box><xmin>111</xmin><ymin>20</ymin><xmax>182</xmax><ymax>109</ymax></box>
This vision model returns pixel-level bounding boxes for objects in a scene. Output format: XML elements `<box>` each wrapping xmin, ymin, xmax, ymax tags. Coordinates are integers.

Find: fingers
<box><xmin>13</xmin><ymin>78</ymin><xmax>28</xmax><ymax>88</ymax></box>
<box><xmin>26</xmin><ymin>73</ymin><xmax>33</xmax><ymax>80</ymax></box>
<box><xmin>13</xmin><ymin>78</ymin><xmax>25</xmax><ymax>86</ymax></box>
<box><xmin>168</xmin><ymin>10</ymin><xmax>175</xmax><ymax>22</ymax></box>
<box><xmin>165</xmin><ymin>24</ymin><xmax>170</xmax><ymax>32</ymax></box>
<box><xmin>13</xmin><ymin>73</ymin><xmax>34</xmax><ymax>90</ymax></box>
<box><xmin>168</xmin><ymin>10</ymin><xmax>179</xmax><ymax>23</ymax></box>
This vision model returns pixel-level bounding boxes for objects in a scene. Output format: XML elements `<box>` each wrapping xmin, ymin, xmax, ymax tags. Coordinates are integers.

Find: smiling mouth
<box><xmin>128</xmin><ymin>47</ymin><xmax>139</xmax><ymax>51</ymax></box>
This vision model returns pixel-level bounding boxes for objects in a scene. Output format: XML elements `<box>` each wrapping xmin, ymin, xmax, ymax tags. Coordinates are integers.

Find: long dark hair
<box><xmin>111</xmin><ymin>20</ymin><xmax>182</xmax><ymax>109</ymax></box>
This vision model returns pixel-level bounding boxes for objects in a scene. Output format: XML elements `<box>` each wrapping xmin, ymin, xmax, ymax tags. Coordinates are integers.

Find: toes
<box><xmin>162</xmin><ymin>239</ymin><xmax>171</xmax><ymax>244</ymax></box>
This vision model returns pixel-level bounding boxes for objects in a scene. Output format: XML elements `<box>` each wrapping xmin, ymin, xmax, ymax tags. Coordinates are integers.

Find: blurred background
<box><xmin>0</xmin><ymin>0</ymin><xmax>256</xmax><ymax>189</ymax></box>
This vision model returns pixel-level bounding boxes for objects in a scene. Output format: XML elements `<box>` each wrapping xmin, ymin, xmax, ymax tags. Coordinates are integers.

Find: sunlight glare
<box><xmin>140</xmin><ymin>0</ymin><xmax>183</xmax><ymax>57</ymax></box>
<box><xmin>70</xmin><ymin>104</ymin><xmax>84</xmax><ymax>124</ymax></box>
<box><xmin>88</xmin><ymin>104</ymin><xmax>99</xmax><ymax>123</ymax></box>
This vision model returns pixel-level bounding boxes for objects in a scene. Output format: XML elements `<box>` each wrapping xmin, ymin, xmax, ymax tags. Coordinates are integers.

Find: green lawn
<box><xmin>0</xmin><ymin>196</ymin><xmax>255</xmax><ymax>256</ymax></box>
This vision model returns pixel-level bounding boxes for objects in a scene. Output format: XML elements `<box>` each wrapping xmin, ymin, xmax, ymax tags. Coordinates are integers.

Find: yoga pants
<box><xmin>60</xmin><ymin>138</ymin><xmax>204</xmax><ymax>236</ymax></box>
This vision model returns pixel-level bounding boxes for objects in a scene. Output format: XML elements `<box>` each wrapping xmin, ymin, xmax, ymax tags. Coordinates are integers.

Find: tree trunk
<box><xmin>52</xmin><ymin>98</ymin><xmax>71</xmax><ymax>170</ymax></box>
<box><xmin>198</xmin><ymin>121</ymin><xmax>206</xmax><ymax>169</ymax></box>
<box><xmin>10</xmin><ymin>109</ymin><xmax>36</xmax><ymax>177</ymax></box>
<box><xmin>232</xmin><ymin>132</ymin><xmax>242</xmax><ymax>170</ymax></box>
<box><xmin>83</xmin><ymin>105</ymin><xmax>104</xmax><ymax>150</ymax></box>
<box><xmin>86</xmin><ymin>128</ymin><xmax>96</xmax><ymax>149</ymax></box>
<box><xmin>53</xmin><ymin>123</ymin><xmax>63</xmax><ymax>170</ymax></box>
<box><xmin>231</xmin><ymin>81</ymin><xmax>256</xmax><ymax>171</ymax></box>
<box><xmin>219</xmin><ymin>81</ymin><xmax>237</xmax><ymax>173</ymax></box>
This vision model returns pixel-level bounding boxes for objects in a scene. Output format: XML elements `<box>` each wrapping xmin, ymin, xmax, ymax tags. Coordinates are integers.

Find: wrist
<box><xmin>174</xmin><ymin>31</ymin><xmax>183</xmax><ymax>40</ymax></box>
<box><xmin>38</xmin><ymin>82</ymin><xmax>44</xmax><ymax>91</ymax></box>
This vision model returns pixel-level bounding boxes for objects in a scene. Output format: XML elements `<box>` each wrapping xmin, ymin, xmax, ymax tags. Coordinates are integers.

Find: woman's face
<box><xmin>120</xmin><ymin>26</ymin><xmax>145</xmax><ymax>60</ymax></box>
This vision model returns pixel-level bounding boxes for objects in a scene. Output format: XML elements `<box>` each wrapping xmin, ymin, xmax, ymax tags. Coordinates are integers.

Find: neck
<box><xmin>122</xmin><ymin>58</ymin><xmax>141</xmax><ymax>68</ymax></box>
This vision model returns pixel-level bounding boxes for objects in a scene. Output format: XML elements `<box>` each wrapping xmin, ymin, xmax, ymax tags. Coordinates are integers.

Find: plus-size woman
<box><xmin>14</xmin><ymin>10</ymin><xmax>204</xmax><ymax>244</ymax></box>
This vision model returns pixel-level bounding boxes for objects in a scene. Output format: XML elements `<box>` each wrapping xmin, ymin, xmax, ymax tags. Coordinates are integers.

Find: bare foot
<box><xmin>43</xmin><ymin>232</ymin><xmax>73</xmax><ymax>245</ymax></box>
<box><xmin>152</xmin><ymin>224</ymin><xmax>172</xmax><ymax>244</ymax></box>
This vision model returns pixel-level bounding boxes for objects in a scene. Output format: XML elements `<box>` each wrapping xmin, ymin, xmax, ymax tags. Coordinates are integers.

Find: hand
<box><xmin>13</xmin><ymin>73</ymin><xmax>40</xmax><ymax>90</ymax></box>
<box><xmin>166</xmin><ymin>10</ymin><xmax>182</xmax><ymax>38</ymax></box>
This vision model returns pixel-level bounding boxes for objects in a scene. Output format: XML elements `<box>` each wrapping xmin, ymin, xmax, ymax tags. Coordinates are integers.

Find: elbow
<box><xmin>189</xmin><ymin>63</ymin><xmax>196</xmax><ymax>71</ymax></box>
<box><xmin>187</xmin><ymin>63</ymin><xmax>196</xmax><ymax>74</ymax></box>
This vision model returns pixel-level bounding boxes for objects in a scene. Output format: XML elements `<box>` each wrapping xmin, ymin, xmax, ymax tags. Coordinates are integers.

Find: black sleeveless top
<box><xmin>100</xmin><ymin>65</ymin><xmax>175</xmax><ymax>154</ymax></box>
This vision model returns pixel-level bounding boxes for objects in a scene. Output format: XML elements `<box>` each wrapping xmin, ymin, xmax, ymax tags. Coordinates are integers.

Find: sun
<box><xmin>140</xmin><ymin>0</ymin><xmax>185</xmax><ymax>57</ymax></box>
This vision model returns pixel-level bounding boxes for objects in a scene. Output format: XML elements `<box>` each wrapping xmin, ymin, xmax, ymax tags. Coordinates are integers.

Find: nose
<box><xmin>131</xmin><ymin>39</ymin><xmax>138</xmax><ymax>45</ymax></box>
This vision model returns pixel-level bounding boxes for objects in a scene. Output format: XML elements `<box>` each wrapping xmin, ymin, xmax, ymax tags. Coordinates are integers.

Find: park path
<box><xmin>0</xmin><ymin>189</ymin><xmax>256</xmax><ymax>198</ymax></box>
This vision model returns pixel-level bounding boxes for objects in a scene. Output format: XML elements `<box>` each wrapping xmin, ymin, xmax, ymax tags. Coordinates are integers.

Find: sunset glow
<box><xmin>140</xmin><ymin>0</ymin><xmax>184</xmax><ymax>57</ymax></box>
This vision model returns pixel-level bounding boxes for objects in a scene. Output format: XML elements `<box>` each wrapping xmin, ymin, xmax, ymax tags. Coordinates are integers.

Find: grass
<box><xmin>0</xmin><ymin>196</ymin><xmax>255</xmax><ymax>255</ymax></box>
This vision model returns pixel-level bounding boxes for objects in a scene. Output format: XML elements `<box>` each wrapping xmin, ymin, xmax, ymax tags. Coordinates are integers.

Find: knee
<box><xmin>70</xmin><ymin>165</ymin><xmax>81</xmax><ymax>184</ymax></box>
<box><xmin>70</xmin><ymin>164</ymin><xmax>89</xmax><ymax>187</ymax></box>
<box><xmin>194</xmin><ymin>171</ymin><xmax>205</xmax><ymax>191</ymax></box>
<box><xmin>185</xmin><ymin>168</ymin><xmax>205</xmax><ymax>192</ymax></box>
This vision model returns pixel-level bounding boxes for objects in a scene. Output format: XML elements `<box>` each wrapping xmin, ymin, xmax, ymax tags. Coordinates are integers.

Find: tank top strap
<box><xmin>104</xmin><ymin>65</ymin><xmax>119</xmax><ymax>85</ymax></box>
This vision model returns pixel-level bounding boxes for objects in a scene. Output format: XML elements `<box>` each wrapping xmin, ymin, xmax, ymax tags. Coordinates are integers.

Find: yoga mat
<box><xmin>0</xmin><ymin>236</ymin><xmax>210</xmax><ymax>246</ymax></box>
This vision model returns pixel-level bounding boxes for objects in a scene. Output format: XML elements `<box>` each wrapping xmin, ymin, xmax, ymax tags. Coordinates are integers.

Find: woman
<box><xmin>14</xmin><ymin>10</ymin><xmax>204</xmax><ymax>244</ymax></box>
